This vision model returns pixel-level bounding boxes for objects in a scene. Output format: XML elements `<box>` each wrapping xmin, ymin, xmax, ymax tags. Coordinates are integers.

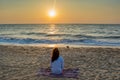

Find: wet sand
<box><xmin>0</xmin><ymin>45</ymin><xmax>120</xmax><ymax>80</ymax></box>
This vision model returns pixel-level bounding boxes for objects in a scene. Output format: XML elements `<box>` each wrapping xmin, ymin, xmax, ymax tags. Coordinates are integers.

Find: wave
<box><xmin>0</xmin><ymin>36</ymin><xmax>82</xmax><ymax>44</ymax></box>
<box><xmin>1</xmin><ymin>32</ymin><xmax>120</xmax><ymax>40</ymax></box>
<box><xmin>20</xmin><ymin>32</ymin><xmax>46</xmax><ymax>35</ymax></box>
<box><xmin>20</xmin><ymin>32</ymin><xmax>72</xmax><ymax>37</ymax></box>
<box><xmin>0</xmin><ymin>37</ymin><xmax>120</xmax><ymax>46</ymax></box>
<box><xmin>73</xmin><ymin>34</ymin><xmax>120</xmax><ymax>39</ymax></box>
<box><xmin>20</xmin><ymin>32</ymin><xmax>73</xmax><ymax>37</ymax></box>
<box><xmin>45</xmin><ymin>34</ymin><xmax>71</xmax><ymax>37</ymax></box>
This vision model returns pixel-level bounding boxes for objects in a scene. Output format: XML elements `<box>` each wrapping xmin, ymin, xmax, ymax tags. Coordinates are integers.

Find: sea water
<box><xmin>0</xmin><ymin>24</ymin><xmax>120</xmax><ymax>47</ymax></box>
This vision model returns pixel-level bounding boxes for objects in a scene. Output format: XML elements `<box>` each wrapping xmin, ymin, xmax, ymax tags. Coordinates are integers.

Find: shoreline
<box><xmin>0</xmin><ymin>44</ymin><xmax>120</xmax><ymax>80</ymax></box>
<box><xmin>0</xmin><ymin>44</ymin><xmax>120</xmax><ymax>49</ymax></box>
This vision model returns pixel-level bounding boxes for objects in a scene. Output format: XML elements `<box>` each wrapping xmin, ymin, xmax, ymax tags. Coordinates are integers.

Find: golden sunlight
<box><xmin>48</xmin><ymin>44</ymin><xmax>57</xmax><ymax>47</ymax></box>
<box><xmin>48</xmin><ymin>9</ymin><xmax>56</xmax><ymax>18</ymax></box>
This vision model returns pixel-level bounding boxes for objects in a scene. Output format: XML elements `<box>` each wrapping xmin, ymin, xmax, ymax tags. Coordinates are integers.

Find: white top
<box><xmin>51</xmin><ymin>56</ymin><xmax>64</xmax><ymax>74</ymax></box>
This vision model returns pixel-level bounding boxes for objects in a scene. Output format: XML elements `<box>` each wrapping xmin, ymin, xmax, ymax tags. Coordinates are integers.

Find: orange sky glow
<box><xmin>0</xmin><ymin>0</ymin><xmax>120</xmax><ymax>24</ymax></box>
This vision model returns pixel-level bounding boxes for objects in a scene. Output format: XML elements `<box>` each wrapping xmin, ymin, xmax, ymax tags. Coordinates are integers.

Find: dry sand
<box><xmin>0</xmin><ymin>45</ymin><xmax>120</xmax><ymax>80</ymax></box>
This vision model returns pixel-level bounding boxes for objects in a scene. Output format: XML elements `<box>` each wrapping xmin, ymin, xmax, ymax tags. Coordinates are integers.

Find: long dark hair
<box><xmin>51</xmin><ymin>48</ymin><xmax>60</xmax><ymax>62</ymax></box>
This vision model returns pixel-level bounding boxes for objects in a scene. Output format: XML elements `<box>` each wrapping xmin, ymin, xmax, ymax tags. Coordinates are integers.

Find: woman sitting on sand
<box><xmin>51</xmin><ymin>48</ymin><xmax>64</xmax><ymax>75</ymax></box>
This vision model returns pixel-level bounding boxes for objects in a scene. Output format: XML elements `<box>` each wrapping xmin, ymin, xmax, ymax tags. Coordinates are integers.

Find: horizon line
<box><xmin>0</xmin><ymin>23</ymin><xmax>120</xmax><ymax>25</ymax></box>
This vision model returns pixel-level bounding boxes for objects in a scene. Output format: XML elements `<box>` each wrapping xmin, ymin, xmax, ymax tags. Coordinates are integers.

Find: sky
<box><xmin>0</xmin><ymin>0</ymin><xmax>120</xmax><ymax>24</ymax></box>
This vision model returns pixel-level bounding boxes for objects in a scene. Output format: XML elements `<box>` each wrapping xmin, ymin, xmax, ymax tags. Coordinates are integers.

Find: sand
<box><xmin>0</xmin><ymin>45</ymin><xmax>120</xmax><ymax>80</ymax></box>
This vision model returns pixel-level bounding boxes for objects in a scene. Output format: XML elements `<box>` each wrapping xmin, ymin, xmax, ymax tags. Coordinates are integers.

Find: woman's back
<box><xmin>51</xmin><ymin>56</ymin><xmax>64</xmax><ymax>74</ymax></box>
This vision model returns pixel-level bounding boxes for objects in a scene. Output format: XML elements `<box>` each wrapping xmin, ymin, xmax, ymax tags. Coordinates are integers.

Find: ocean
<box><xmin>0</xmin><ymin>24</ymin><xmax>120</xmax><ymax>47</ymax></box>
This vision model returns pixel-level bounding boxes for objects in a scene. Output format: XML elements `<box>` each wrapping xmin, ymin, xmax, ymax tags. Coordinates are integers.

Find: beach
<box><xmin>0</xmin><ymin>45</ymin><xmax>120</xmax><ymax>80</ymax></box>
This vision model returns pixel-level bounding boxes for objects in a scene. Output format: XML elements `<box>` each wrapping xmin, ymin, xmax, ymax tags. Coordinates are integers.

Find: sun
<box><xmin>48</xmin><ymin>9</ymin><xmax>56</xmax><ymax>18</ymax></box>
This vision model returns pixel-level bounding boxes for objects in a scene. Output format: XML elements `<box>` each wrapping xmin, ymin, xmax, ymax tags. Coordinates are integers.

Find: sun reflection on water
<box><xmin>48</xmin><ymin>24</ymin><xmax>56</xmax><ymax>34</ymax></box>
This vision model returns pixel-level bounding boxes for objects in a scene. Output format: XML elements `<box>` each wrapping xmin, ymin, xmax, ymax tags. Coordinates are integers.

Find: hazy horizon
<box><xmin>0</xmin><ymin>23</ymin><xmax>120</xmax><ymax>25</ymax></box>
